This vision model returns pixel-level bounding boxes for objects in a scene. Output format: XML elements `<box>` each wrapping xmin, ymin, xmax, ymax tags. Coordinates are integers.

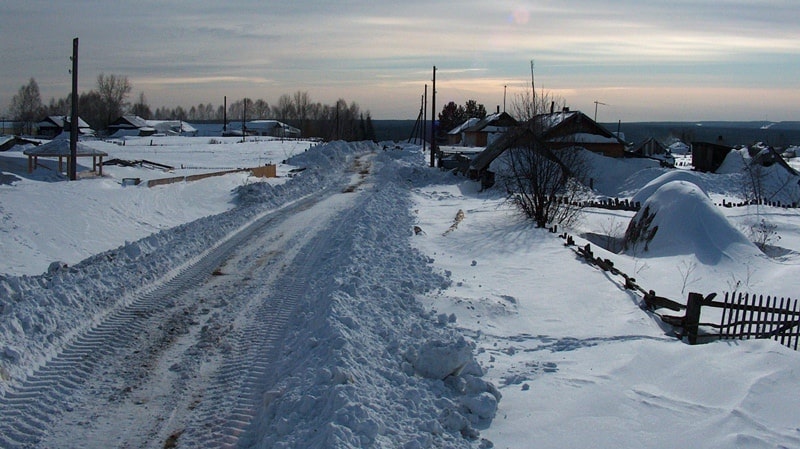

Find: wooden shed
<box><xmin>691</xmin><ymin>141</ymin><xmax>732</xmax><ymax>172</ymax></box>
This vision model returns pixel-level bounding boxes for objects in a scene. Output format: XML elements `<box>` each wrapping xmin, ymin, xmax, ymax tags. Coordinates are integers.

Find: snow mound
<box><xmin>631</xmin><ymin>170</ymin><xmax>708</xmax><ymax>206</ymax></box>
<box><xmin>716</xmin><ymin>147</ymin><xmax>748</xmax><ymax>174</ymax></box>
<box><xmin>623</xmin><ymin>181</ymin><xmax>759</xmax><ymax>264</ymax></box>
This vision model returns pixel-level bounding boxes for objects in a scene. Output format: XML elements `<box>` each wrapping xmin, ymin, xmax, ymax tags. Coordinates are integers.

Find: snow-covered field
<box><xmin>1</xmin><ymin>135</ymin><xmax>799</xmax><ymax>448</ymax></box>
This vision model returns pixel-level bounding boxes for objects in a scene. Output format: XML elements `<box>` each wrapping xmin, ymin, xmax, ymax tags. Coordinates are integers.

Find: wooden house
<box><xmin>244</xmin><ymin>120</ymin><xmax>301</xmax><ymax>138</ymax></box>
<box><xmin>36</xmin><ymin>116</ymin><xmax>94</xmax><ymax>138</ymax></box>
<box><xmin>446</xmin><ymin>118</ymin><xmax>480</xmax><ymax>145</ymax></box>
<box><xmin>533</xmin><ymin>109</ymin><xmax>626</xmax><ymax>157</ymax></box>
<box><xmin>630</xmin><ymin>137</ymin><xmax>668</xmax><ymax>158</ymax></box>
<box><xmin>468</xmin><ymin>109</ymin><xmax>627</xmax><ymax>188</ymax></box>
<box><xmin>461</xmin><ymin>112</ymin><xmax>518</xmax><ymax>147</ymax></box>
<box><xmin>691</xmin><ymin>141</ymin><xmax>733</xmax><ymax>172</ymax></box>
<box><xmin>107</xmin><ymin>115</ymin><xmax>156</xmax><ymax>137</ymax></box>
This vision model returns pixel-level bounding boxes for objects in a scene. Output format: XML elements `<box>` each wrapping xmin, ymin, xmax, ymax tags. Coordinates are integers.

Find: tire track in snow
<box><xmin>179</xmin><ymin>161</ymin><xmax>371</xmax><ymax>448</ymax></box>
<box><xmin>0</xmin><ymin>191</ymin><xmax>329</xmax><ymax>449</ymax></box>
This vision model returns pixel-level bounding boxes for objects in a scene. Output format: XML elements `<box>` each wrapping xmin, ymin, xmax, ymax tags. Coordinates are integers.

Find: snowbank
<box><xmin>631</xmin><ymin>170</ymin><xmax>708</xmax><ymax>205</ymax></box>
<box><xmin>0</xmin><ymin>141</ymin><xmax>372</xmax><ymax>396</ymax></box>
<box><xmin>623</xmin><ymin>180</ymin><xmax>759</xmax><ymax>264</ymax></box>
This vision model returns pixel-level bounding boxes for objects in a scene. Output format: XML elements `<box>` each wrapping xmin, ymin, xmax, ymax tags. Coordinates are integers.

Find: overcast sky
<box><xmin>2</xmin><ymin>0</ymin><xmax>798</xmax><ymax>122</ymax></box>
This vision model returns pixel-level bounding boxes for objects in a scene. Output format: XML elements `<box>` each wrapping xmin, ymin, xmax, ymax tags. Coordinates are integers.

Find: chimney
<box><xmin>550</xmin><ymin>101</ymin><xmax>554</xmax><ymax>114</ymax></box>
<box><xmin>496</xmin><ymin>105</ymin><xmax>500</xmax><ymax>114</ymax></box>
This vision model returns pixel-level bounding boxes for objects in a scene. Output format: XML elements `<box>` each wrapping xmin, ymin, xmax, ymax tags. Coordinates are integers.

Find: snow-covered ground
<box><xmin>1</xmin><ymin>135</ymin><xmax>799</xmax><ymax>448</ymax></box>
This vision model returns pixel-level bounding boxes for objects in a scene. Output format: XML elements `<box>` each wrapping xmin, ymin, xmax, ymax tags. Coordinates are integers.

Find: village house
<box><xmin>107</xmin><ymin>115</ymin><xmax>156</xmax><ymax>137</ymax></box>
<box><xmin>628</xmin><ymin>137</ymin><xmax>674</xmax><ymax>166</ymax></box>
<box><xmin>468</xmin><ymin>108</ymin><xmax>627</xmax><ymax>188</ymax></box>
<box><xmin>446</xmin><ymin>118</ymin><xmax>480</xmax><ymax>146</ymax></box>
<box><xmin>244</xmin><ymin>120</ymin><xmax>301</xmax><ymax>138</ymax></box>
<box><xmin>36</xmin><ymin>116</ymin><xmax>94</xmax><ymax>138</ymax></box>
<box><xmin>691</xmin><ymin>140</ymin><xmax>733</xmax><ymax>172</ymax></box>
<box><xmin>460</xmin><ymin>111</ymin><xmax>518</xmax><ymax>147</ymax></box>
<box><xmin>107</xmin><ymin>116</ymin><xmax>197</xmax><ymax>137</ymax></box>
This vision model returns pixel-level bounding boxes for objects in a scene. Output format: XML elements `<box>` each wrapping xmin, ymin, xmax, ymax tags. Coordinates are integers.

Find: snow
<box><xmin>1</xmin><ymin>135</ymin><xmax>800</xmax><ymax>448</ymax></box>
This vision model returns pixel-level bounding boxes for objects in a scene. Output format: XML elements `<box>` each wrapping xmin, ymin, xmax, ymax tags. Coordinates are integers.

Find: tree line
<box><xmin>6</xmin><ymin>76</ymin><xmax>376</xmax><ymax>141</ymax></box>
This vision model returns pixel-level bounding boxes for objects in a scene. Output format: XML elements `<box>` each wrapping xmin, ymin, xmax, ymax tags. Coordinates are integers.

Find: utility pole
<box><xmin>530</xmin><ymin>60</ymin><xmax>536</xmax><ymax>104</ymax></box>
<box><xmin>223</xmin><ymin>96</ymin><xmax>227</xmax><ymax>133</ymax></box>
<box><xmin>430</xmin><ymin>66</ymin><xmax>437</xmax><ymax>168</ymax></box>
<box><xmin>593</xmin><ymin>100</ymin><xmax>607</xmax><ymax>122</ymax></box>
<box><xmin>69</xmin><ymin>37</ymin><xmax>79</xmax><ymax>181</ymax></box>
<box><xmin>241</xmin><ymin>98</ymin><xmax>247</xmax><ymax>142</ymax></box>
<box><xmin>423</xmin><ymin>84</ymin><xmax>427</xmax><ymax>153</ymax></box>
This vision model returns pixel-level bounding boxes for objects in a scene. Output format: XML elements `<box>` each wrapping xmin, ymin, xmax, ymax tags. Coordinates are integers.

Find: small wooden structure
<box><xmin>23</xmin><ymin>139</ymin><xmax>108</xmax><ymax>176</ymax></box>
<box><xmin>691</xmin><ymin>141</ymin><xmax>732</xmax><ymax>172</ymax></box>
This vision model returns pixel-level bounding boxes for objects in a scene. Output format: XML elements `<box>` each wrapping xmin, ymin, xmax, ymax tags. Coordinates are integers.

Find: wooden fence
<box><xmin>146</xmin><ymin>164</ymin><xmax>276</xmax><ymax>188</ymax></box>
<box><xmin>680</xmin><ymin>291</ymin><xmax>800</xmax><ymax>349</ymax></box>
<box><xmin>557</xmin><ymin>197</ymin><xmax>641</xmax><ymax>212</ymax></box>
<box><xmin>560</xmin><ymin>233</ymin><xmax>800</xmax><ymax>351</ymax></box>
<box><xmin>718</xmin><ymin>198</ymin><xmax>799</xmax><ymax>209</ymax></box>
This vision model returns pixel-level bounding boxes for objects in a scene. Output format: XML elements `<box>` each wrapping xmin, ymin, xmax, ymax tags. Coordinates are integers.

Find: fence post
<box><xmin>685</xmin><ymin>292</ymin><xmax>703</xmax><ymax>345</ymax></box>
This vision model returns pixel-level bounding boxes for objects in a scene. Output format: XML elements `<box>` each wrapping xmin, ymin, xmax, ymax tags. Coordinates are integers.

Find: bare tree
<box><xmin>273</xmin><ymin>94</ymin><xmax>294</xmax><ymax>121</ymax></box>
<box><xmin>497</xmin><ymin>131</ymin><xmax>590</xmax><ymax>228</ymax></box>
<box><xmin>9</xmin><ymin>78</ymin><xmax>43</xmax><ymax>134</ymax></box>
<box><xmin>496</xmin><ymin>84</ymin><xmax>586</xmax><ymax>228</ymax></box>
<box><xmin>509</xmin><ymin>89</ymin><xmax>565</xmax><ymax>122</ymax></box>
<box><xmin>130</xmin><ymin>92</ymin><xmax>152</xmax><ymax>119</ymax></box>
<box><xmin>96</xmin><ymin>74</ymin><xmax>132</xmax><ymax>129</ymax></box>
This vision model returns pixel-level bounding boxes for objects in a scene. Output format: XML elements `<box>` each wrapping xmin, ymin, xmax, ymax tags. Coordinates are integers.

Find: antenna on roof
<box><xmin>593</xmin><ymin>100</ymin><xmax>608</xmax><ymax>122</ymax></box>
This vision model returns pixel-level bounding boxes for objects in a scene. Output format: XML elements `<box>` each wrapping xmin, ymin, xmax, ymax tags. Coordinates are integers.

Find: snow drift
<box><xmin>623</xmin><ymin>180</ymin><xmax>760</xmax><ymax>264</ymax></box>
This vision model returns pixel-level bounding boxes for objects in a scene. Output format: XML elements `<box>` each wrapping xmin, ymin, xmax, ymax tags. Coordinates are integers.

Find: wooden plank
<box><xmin>720</xmin><ymin>292</ymin><xmax>731</xmax><ymax>340</ymax></box>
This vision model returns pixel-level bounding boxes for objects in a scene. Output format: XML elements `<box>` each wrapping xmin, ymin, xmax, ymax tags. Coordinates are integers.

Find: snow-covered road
<box><xmin>0</xmin><ymin>143</ymin><xmax>500</xmax><ymax>448</ymax></box>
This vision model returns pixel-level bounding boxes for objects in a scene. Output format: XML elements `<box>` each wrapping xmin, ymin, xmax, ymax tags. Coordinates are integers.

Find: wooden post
<box><xmin>685</xmin><ymin>292</ymin><xmax>703</xmax><ymax>345</ymax></box>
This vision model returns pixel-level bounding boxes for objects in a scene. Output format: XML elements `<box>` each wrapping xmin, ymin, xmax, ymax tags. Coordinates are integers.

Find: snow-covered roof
<box><xmin>246</xmin><ymin>120</ymin><xmax>300</xmax><ymax>133</ymax></box>
<box><xmin>22</xmin><ymin>139</ymin><xmax>108</xmax><ymax>157</ymax></box>
<box><xmin>145</xmin><ymin>120</ymin><xmax>197</xmax><ymax>135</ymax></box>
<box><xmin>38</xmin><ymin>116</ymin><xmax>91</xmax><ymax>129</ymax></box>
<box><xmin>448</xmin><ymin>118</ymin><xmax>480</xmax><ymax>135</ymax></box>
<box><xmin>112</xmin><ymin>115</ymin><xmax>149</xmax><ymax>129</ymax></box>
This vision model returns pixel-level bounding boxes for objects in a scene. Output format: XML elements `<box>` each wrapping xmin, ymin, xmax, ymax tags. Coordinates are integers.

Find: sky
<box><xmin>1</xmin><ymin>0</ymin><xmax>799</xmax><ymax>122</ymax></box>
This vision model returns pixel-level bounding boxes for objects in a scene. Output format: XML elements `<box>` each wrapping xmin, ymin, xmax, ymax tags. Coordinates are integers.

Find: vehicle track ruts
<box><xmin>0</xmin><ymin>191</ymin><xmax>330</xmax><ymax>449</ymax></box>
<box><xmin>179</xmin><ymin>159</ymin><xmax>371</xmax><ymax>448</ymax></box>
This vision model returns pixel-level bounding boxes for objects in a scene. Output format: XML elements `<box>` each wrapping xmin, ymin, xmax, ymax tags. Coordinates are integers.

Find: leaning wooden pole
<box><xmin>69</xmin><ymin>37</ymin><xmax>79</xmax><ymax>181</ymax></box>
<box><xmin>430</xmin><ymin>66</ymin><xmax>436</xmax><ymax>167</ymax></box>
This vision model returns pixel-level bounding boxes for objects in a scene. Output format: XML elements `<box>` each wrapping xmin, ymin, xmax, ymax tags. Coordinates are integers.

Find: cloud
<box><xmin>2</xmin><ymin>0</ymin><xmax>799</xmax><ymax>120</ymax></box>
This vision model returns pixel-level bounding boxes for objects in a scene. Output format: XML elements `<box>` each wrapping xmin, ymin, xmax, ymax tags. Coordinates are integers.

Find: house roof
<box><xmin>146</xmin><ymin>120</ymin><xmax>197</xmax><ymax>134</ymax></box>
<box><xmin>109</xmin><ymin>115</ymin><xmax>150</xmax><ymax>129</ymax></box>
<box><xmin>469</xmin><ymin>110</ymin><xmax>625</xmax><ymax>173</ymax></box>
<box><xmin>631</xmin><ymin>137</ymin><xmax>667</xmax><ymax>154</ymax></box>
<box><xmin>448</xmin><ymin>118</ymin><xmax>480</xmax><ymax>135</ymax></box>
<box><xmin>23</xmin><ymin>139</ymin><xmax>108</xmax><ymax>157</ymax></box>
<box><xmin>38</xmin><ymin>116</ymin><xmax>91</xmax><ymax>129</ymax></box>
<box><xmin>463</xmin><ymin>112</ymin><xmax>517</xmax><ymax>133</ymax></box>
<box><xmin>245</xmin><ymin>120</ymin><xmax>301</xmax><ymax>134</ymax></box>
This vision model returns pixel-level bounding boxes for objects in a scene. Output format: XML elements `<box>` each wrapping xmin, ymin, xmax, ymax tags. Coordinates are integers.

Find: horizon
<box><xmin>2</xmin><ymin>1</ymin><xmax>798</xmax><ymax>122</ymax></box>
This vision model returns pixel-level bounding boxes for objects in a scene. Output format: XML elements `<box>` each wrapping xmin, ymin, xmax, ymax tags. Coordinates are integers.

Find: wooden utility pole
<box><xmin>69</xmin><ymin>37</ymin><xmax>79</xmax><ymax>181</ymax></box>
<box><xmin>223</xmin><ymin>96</ymin><xmax>227</xmax><ymax>133</ymax></box>
<box><xmin>423</xmin><ymin>84</ymin><xmax>427</xmax><ymax>153</ymax></box>
<box><xmin>430</xmin><ymin>66</ymin><xmax>437</xmax><ymax>167</ymax></box>
<box><xmin>242</xmin><ymin>98</ymin><xmax>247</xmax><ymax>142</ymax></box>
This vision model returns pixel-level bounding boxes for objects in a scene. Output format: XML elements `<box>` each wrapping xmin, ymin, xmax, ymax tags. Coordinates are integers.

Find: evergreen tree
<box><xmin>438</xmin><ymin>101</ymin><xmax>467</xmax><ymax>134</ymax></box>
<box><xmin>465</xmin><ymin>99</ymin><xmax>487</xmax><ymax>119</ymax></box>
